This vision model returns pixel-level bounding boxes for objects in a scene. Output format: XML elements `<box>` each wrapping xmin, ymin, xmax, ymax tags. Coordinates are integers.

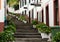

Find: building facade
<box><xmin>0</xmin><ymin>0</ymin><xmax>60</xmax><ymax>32</ymax></box>
<box><xmin>0</xmin><ymin>0</ymin><xmax>4</xmax><ymax>32</ymax></box>
<box><xmin>19</xmin><ymin>0</ymin><xmax>60</xmax><ymax>27</ymax></box>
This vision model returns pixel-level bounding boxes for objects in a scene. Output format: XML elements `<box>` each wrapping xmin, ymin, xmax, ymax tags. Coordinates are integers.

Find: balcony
<box><xmin>31</xmin><ymin>2</ymin><xmax>41</xmax><ymax>6</ymax></box>
<box><xmin>24</xmin><ymin>7</ymin><xmax>28</xmax><ymax>9</ymax></box>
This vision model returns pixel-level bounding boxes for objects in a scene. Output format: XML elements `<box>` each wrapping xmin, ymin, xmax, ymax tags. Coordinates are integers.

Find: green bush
<box><xmin>19</xmin><ymin>15</ymin><xmax>26</xmax><ymax>21</ymax></box>
<box><xmin>36</xmin><ymin>23</ymin><xmax>47</xmax><ymax>28</ymax></box>
<box><xmin>32</xmin><ymin>20</ymin><xmax>38</xmax><ymax>25</ymax></box>
<box><xmin>36</xmin><ymin>23</ymin><xmax>51</xmax><ymax>34</ymax></box>
<box><xmin>13</xmin><ymin>4</ymin><xmax>19</xmax><ymax>10</ymax></box>
<box><xmin>53</xmin><ymin>32</ymin><xmax>60</xmax><ymax>42</ymax></box>
<box><xmin>0</xmin><ymin>31</ymin><xmax>15</xmax><ymax>42</ymax></box>
<box><xmin>4</xmin><ymin>25</ymin><xmax>16</xmax><ymax>33</ymax></box>
<box><xmin>4</xmin><ymin>20</ymin><xmax>16</xmax><ymax>32</ymax></box>
<box><xmin>1</xmin><ymin>20</ymin><xmax>16</xmax><ymax>42</ymax></box>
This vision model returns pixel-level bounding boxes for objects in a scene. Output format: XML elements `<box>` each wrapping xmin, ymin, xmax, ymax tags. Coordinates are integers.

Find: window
<box><xmin>42</xmin><ymin>10</ymin><xmax>44</xmax><ymax>22</ymax></box>
<box><xmin>20</xmin><ymin>0</ymin><xmax>21</xmax><ymax>7</ymax></box>
<box><xmin>25</xmin><ymin>0</ymin><xmax>26</xmax><ymax>5</ymax></box>
<box><xmin>37</xmin><ymin>0</ymin><xmax>38</xmax><ymax>3</ymax></box>
<box><xmin>22</xmin><ymin>11</ymin><xmax>24</xmax><ymax>15</ymax></box>
<box><xmin>22</xmin><ymin>0</ymin><xmax>24</xmax><ymax>6</ymax></box>
<box><xmin>37</xmin><ymin>12</ymin><xmax>38</xmax><ymax>21</ymax></box>
<box><xmin>46</xmin><ymin>5</ymin><xmax>49</xmax><ymax>26</ymax></box>
<box><xmin>29</xmin><ymin>11</ymin><xmax>31</xmax><ymax>23</ymax></box>
<box><xmin>54</xmin><ymin>0</ymin><xmax>59</xmax><ymax>25</ymax></box>
<box><xmin>29</xmin><ymin>0</ymin><xmax>30</xmax><ymax>3</ymax></box>
<box><xmin>32</xmin><ymin>9</ymin><xmax>34</xmax><ymax>19</ymax></box>
<box><xmin>25</xmin><ymin>10</ymin><xmax>26</xmax><ymax>15</ymax></box>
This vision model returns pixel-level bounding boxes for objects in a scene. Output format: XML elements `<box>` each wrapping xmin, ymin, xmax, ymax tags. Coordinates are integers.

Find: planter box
<box><xmin>38</xmin><ymin>29</ymin><xmax>41</xmax><ymax>33</ymax></box>
<box><xmin>22</xmin><ymin>20</ymin><xmax>27</xmax><ymax>23</ymax></box>
<box><xmin>16</xmin><ymin>16</ymin><xmax>18</xmax><ymax>19</ymax></box>
<box><xmin>33</xmin><ymin>25</ymin><xmax>36</xmax><ymax>28</ymax></box>
<box><xmin>9</xmin><ymin>14</ymin><xmax>12</xmax><ymax>16</ymax></box>
<box><xmin>12</xmin><ymin>15</ymin><xmax>15</xmax><ymax>17</ymax></box>
<box><xmin>41</xmin><ymin>33</ymin><xmax>51</xmax><ymax>41</ymax></box>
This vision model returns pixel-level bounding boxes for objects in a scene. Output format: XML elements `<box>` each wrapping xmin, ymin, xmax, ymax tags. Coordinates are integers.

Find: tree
<box><xmin>7</xmin><ymin>0</ymin><xmax>19</xmax><ymax>7</ymax></box>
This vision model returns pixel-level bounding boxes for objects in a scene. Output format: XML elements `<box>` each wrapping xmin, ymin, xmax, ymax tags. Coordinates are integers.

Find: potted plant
<box><xmin>18</xmin><ymin>15</ymin><xmax>27</xmax><ymax>23</ymax></box>
<box><xmin>32</xmin><ymin>20</ymin><xmax>38</xmax><ymax>28</ymax></box>
<box><xmin>52</xmin><ymin>32</ymin><xmax>60</xmax><ymax>42</ymax></box>
<box><xmin>36</xmin><ymin>23</ymin><xmax>47</xmax><ymax>33</ymax></box>
<box><xmin>36</xmin><ymin>23</ymin><xmax>51</xmax><ymax>41</ymax></box>
<box><xmin>40</xmin><ymin>27</ymin><xmax>51</xmax><ymax>41</ymax></box>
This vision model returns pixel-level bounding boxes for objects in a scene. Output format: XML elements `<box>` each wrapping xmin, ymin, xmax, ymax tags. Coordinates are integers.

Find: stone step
<box><xmin>15</xmin><ymin>38</ymin><xmax>48</xmax><ymax>42</ymax></box>
<box><xmin>9</xmin><ymin>15</ymin><xmax>50</xmax><ymax>42</ymax></box>
<box><xmin>16</xmin><ymin>26</ymin><xmax>33</xmax><ymax>29</ymax></box>
<box><xmin>16</xmin><ymin>24</ymin><xmax>32</xmax><ymax>26</ymax></box>
<box><xmin>14</xmin><ymin>34</ymin><xmax>42</xmax><ymax>38</ymax></box>
<box><xmin>16</xmin><ymin>29</ymin><xmax>37</xmax><ymax>32</ymax></box>
<box><xmin>15</xmin><ymin>32</ymin><xmax>40</xmax><ymax>35</ymax></box>
<box><xmin>16</xmin><ymin>30</ymin><xmax>38</xmax><ymax>33</ymax></box>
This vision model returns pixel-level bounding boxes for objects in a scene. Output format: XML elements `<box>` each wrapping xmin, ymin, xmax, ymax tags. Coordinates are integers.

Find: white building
<box><xmin>19</xmin><ymin>0</ymin><xmax>60</xmax><ymax>27</ymax></box>
<box><xmin>0</xmin><ymin>0</ymin><xmax>5</xmax><ymax>32</ymax></box>
<box><xmin>0</xmin><ymin>0</ymin><xmax>60</xmax><ymax>32</ymax></box>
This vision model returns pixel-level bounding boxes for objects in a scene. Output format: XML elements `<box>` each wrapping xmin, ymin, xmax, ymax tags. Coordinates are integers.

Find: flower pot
<box><xmin>22</xmin><ymin>20</ymin><xmax>27</xmax><ymax>23</ymax></box>
<box><xmin>16</xmin><ymin>16</ymin><xmax>18</xmax><ymax>19</ymax></box>
<box><xmin>33</xmin><ymin>25</ymin><xmax>36</xmax><ymax>28</ymax></box>
<box><xmin>12</xmin><ymin>15</ymin><xmax>15</xmax><ymax>17</ymax></box>
<box><xmin>41</xmin><ymin>33</ymin><xmax>51</xmax><ymax>41</ymax></box>
<box><xmin>9</xmin><ymin>14</ymin><xmax>12</xmax><ymax>16</ymax></box>
<box><xmin>38</xmin><ymin>29</ymin><xmax>41</xmax><ymax>33</ymax></box>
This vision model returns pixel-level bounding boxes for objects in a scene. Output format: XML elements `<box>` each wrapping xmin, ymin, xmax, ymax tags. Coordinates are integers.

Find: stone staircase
<box><xmin>12</xmin><ymin>18</ymin><xmax>50</xmax><ymax>42</ymax></box>
<box><xmin>8</xmin><ymin>15</ymin><xmax>50</xmax><ymax>42</ymax></box>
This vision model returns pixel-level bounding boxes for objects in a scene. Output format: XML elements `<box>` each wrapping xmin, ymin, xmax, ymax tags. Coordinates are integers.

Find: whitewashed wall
<box><xmin>0</xmin><ymin>0</ymin><xmax>4</xmax><ymax>22</ymax></box>
<box><xmin>41</xmin><ymin>0</ymin><xmax>54</xmax><ymax>26</ymax></box>
<box><xmin>49</xmin><ymin>0</ymin><xmax>54</xmax><ymax>26</ymax></box>
<box><xmin>19</xmin><ymin>0</ymin><xmax>54</xmax><ymax>26</ymax></box>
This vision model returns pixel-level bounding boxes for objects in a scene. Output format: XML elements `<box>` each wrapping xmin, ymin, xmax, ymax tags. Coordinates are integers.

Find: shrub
<box><xmin>36</xmin><ymin>23</ymin><xmax>51</xmax><ymax>34</ymax></box>
<box><xmin>2</xmin><ymin>20</ymin><xmax>16</xmax><ymax>42</ymax></box>
<box><xmin>32</xmin><ymin>20</ymin><xmax>38</xmax><ymax>25</ymax></box>
<box><xmin>0</xmin><ymin>31</ymin><xmax>15</xmax><ymax>42</ymax></box>
<box><xmin>36</xmin><ymin>23</ymin><xmax>47</xmax><ymax>28</ymax></box>
<box><xmin>13</xmin><ymin>4</ymin><xmax>19</xmax><ymax>10</ymax></box>
<box><xmin>4</xmin><ymin>25</ymin><xmax>16</xmax><ymax>33</ymax></box>
<box><xmin>19</xmin><ymin>15</ymin><xmax>26</xmax><ymax>21</ymax></box>
<box><xmin>53</xmin><ymin>32</ymin><xmax>60</xmax><ymax>42</ymax></box>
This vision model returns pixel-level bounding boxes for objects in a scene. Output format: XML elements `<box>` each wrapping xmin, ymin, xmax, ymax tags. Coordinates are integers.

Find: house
<box><xmin>0</xmin><ymin>0</ymin><xmax>5</xmax><ymax>32</ymax></box>
<box><xmin>0</xmin><ymin>0</ymin><xmax>60</xmax><ymax>32</ymax></box>
<box><xmin>19</xmin><ymin>0</ymin><xmax>60</xmax><ymax>27</ymax></box>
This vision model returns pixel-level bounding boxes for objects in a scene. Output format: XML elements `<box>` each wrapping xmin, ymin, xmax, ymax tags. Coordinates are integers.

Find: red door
<box><xmin>42</xmin><ymin>10</ymin><xmax>44</xmax><ymax>22</ymax></box>
<box><xmin>46</xmin><ymin>5</ymin><xmax>49</xmax><ymax>26</ymax></box>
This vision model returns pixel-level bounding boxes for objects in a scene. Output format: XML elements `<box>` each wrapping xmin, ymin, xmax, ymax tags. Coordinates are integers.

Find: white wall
<box><xmin>0</xmin><ymin>0</ymin><xmax>4</xmax><ymax>22</ymax></box>
<box><xmin>49</xmin><ymin>0</ymin><xmax>54</xmax><ymax>26</ymax></box>
<box><xmin>38</xmin><ymin>11</ymin><xmax>42</xmax><ymax>22</ymax></box>
<box><xmin>19</xmin><ymin>0</ymin><xmax>54</xmax><ymax>26</ymax></box>
<box><xmin>41</xmin><ymin>0</ymin><xmax>54</xmax><ymax>26</ymax></box>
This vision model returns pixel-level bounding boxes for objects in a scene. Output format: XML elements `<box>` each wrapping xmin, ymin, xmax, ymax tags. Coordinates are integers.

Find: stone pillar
<box><xmin>58</xmin><ymin>0</ymin><xmax>60</xmax><ymax>26</ymax></box>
